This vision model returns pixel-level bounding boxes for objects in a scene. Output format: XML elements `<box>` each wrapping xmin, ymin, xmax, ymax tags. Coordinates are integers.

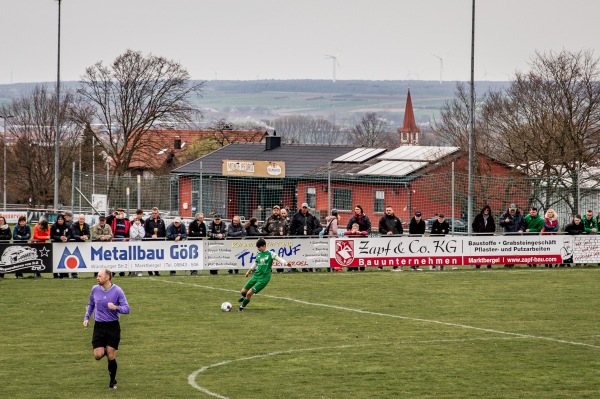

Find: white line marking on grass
<box><xmin>160</xmin><ymin>280</ymin><xmax>600</xmax><ymax>350</ymax></box>
<box><xmin>188</xmin><ymin>336</ymin><xmax>532</xmax><ymax>397</ymax></box>
<box><xmin>188</xmin><ymin>345</ymin><xmax>355</xmax><ymax>398</ymax></box>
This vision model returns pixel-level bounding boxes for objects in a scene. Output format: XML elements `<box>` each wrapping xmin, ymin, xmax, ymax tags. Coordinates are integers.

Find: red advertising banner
<box><xmin>330</xmin><ymin>236</ymin><xmax>566</xmax><ymax>268</ymax></box>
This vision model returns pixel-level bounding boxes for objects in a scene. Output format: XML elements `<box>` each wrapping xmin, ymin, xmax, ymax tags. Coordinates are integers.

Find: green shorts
<box><xmin>243</xmin><ymin>275</ymin><xmax>270</xmax><ymax>294</ymax></box>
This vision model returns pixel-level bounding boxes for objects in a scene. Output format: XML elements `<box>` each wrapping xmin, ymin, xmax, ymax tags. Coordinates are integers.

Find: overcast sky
<box><xmin>2</xmin><ymin>0</ymin><xmax>599</xmax><ymax>84</ymax></box>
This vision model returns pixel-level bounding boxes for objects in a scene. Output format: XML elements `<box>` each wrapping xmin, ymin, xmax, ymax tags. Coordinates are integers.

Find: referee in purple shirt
<box><xmin>83</xmin><ymin>269</ymin><xmax>130</xmax><ymax>390</ymax></box>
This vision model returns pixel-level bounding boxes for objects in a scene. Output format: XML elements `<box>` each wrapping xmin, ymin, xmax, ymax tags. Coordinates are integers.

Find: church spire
<box><xmin>399</xmin><ymin>88</ymin><xmax>420</xmax><ymax>145</ymax></box>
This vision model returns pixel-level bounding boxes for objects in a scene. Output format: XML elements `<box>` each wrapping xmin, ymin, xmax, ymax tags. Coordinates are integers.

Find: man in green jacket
<box><xmin>582</xmin><ymin>210</ymin><xmax>598</xmax><ymax>234</ymax></box>
<box><xmin>524</xmin><ymin>207</ymin><xmax>545</xmax><ymax>233</ymax></box>
<box><xmin>524</xmin><ymin>207</ymin><xmax>545</xmax><ymax>268</ymax></box>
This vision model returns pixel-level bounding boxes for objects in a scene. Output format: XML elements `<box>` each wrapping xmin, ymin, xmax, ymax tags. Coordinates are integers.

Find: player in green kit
<box><xmin>238</xmin><ymin>238</ymin><xmax>288</xmax><ymax>311</ymax></box>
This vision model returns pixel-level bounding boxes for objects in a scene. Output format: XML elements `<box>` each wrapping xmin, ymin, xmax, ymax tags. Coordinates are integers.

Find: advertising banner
<box><xmin>2</xmin><ymin>211</ymin><xmax>27</xmax><ymax>224</ymax></box>
<box><xmin>330</xmin><ymin>235</ymin><xmax>565</xmax><ymax>268</ymax></box>
<box><xmin>0</xmin><ymin>243</ymin><xmax>53</xmax><ymax>274</ymax></box>
<box><xmin>52</xmin><ymin>240</ymin><xmax>203</xmax><ymax>273</ymax></box>
<box><xmin>27</xmin><ymin>234</ymin><xmax>596</xmax><ymax>273</ymax></box>
<box><xmin>203</xmin><ymin>238</ymin><xmax>329</xmax><ymax>271</ymax></box>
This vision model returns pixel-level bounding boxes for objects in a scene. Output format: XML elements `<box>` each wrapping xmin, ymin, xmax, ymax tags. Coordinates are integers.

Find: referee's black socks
<box><xmin>108</xmin><ymin>359</ymin><xmax>117</xmax><ymax>382</ymax></box>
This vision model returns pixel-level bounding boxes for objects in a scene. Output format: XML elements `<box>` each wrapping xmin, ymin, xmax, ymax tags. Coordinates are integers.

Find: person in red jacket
<box><xmin>31</xmin><ymin>219</ymin><xmax>51</xmax><ymax>278</ymax></box>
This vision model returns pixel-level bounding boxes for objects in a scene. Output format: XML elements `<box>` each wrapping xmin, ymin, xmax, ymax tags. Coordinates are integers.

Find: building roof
<box><xmin>399</xmin><ymin>89</ymin><xmax>420</xmax><ymax>133</ymax></box>
<box><xmin>171</xmin><ymin>142</ymin><xmax>358</xmax><ymax>177</ymax></box>
<box><xmin>172</xmin><ymin>141</ymin><xmax>466</xmax><ymax>179</ymax></box>
<box><xmin>126</xmin><ymin>129</ymin><xmax>268</xmax><ymax>171</ymax></box>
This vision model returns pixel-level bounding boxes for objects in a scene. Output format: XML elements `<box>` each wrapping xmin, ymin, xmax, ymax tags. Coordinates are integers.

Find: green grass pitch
<box><xmin>1</xmin><ymin>267</ymin><xmax>599</xmax><ymax>398</ymax></box>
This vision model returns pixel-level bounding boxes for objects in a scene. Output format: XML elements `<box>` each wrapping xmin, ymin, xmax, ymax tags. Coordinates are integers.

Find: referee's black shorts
<box><xmin>92</xmin><ymin>321</ymin><xmax>121</xmax><ymax>350</ymax></box>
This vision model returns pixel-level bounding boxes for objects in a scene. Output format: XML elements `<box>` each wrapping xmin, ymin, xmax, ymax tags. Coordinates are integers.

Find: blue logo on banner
<box><xmin>57</xmin><ymin>247</ymin><xmax>87</xmax><ymax>270</ymax></box>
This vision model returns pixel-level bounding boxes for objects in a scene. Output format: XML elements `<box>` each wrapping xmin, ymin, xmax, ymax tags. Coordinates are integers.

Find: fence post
<box><xmin>199</xmin><ymin>161</ymin><xmax>203</xmax><ymax>213</ymax></box>
<box><xmin>71</xmin><ymin>162</ymin><xmax>75</xmax><ymax>213</ymax></box>
<box><xmin>452</xmin><ymin>162</ymin><xmax>455</xmax><ymax>234</ymax></box>
<box><xmin>327</xmin><ymin>161</ymin><xmax>331</xmax><ymax>214</ymax></box>
<box><xmin>126</xmin><ymin>187</ymin><xmax>130</xmax><ymax>218</ymax></box>
<box><xmin>576</xmin><ymin>161</ymin><xmax>580</xmax><ymax>214</ymax></box>
<box><xmin>136</xmin><ymin>175</ymin><xmax>141</xmax><ymax>210</ymax></box>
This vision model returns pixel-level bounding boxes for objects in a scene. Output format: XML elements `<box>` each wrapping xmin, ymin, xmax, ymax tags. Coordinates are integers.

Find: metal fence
<box><xmin>68</xmin><ymin>168</ymin><xmax>600</xmax><ymax>230</ymax></box>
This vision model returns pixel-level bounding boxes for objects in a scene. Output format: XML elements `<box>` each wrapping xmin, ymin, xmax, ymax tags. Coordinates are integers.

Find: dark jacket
<box><xmin>144</xmin><ymin>217</ymin><xmax>166</xmax><ymax>238</ymax></box>
<box><xmin>111</xmin><ymin>217</ymin><xmax>131</xmax><ymax>239</ymax></box>
<box><xmin>289</xmin><ymin>210</ymin><xmax>322</xmax><ymax>236</ymax></box>
<box><xmin>51</xmin><ymin>222</ymin><xmax>71</xmax><ymax>242</ymax></box>
<box><xmin>208</xmin><ymin>221</ymin><xmax>227</xmax><ymax>239</ymax></box>
<box><xmin>499</xmin><ymin>209</ymin><xmax>525</xmax><ymax>233</ymax></box>
<box><xmin>71</xmin><ymin>222</ymin><xmax>91</xmax><ymax>242</ymax></box>
<box><xmin>166</xmin><ymin>222</ymin><xmax>188</xmax><ymax>240</ymax></box>
<box><xmin>378</xmin><ymin>214</ymin><xmax>403</xmax><ymax>235</ymax></box>
<box><xmin>13</xmin><ymin>224</ymin><xmax>31</xmax><ymax>242</ymax></box>
<box><xmin>346</xmin><ymin>213</ymin><xmax>372</xmax><ymax>234</ymax></box>
<box><xmin>188</xmin><ymin>220</ymin><xmax>207</xmax><ymax>238</ymax></box>
<box><xmin>472</xmin><ymin>206</ymin><xmax>496</xmax><ymax>234</ymax></box>
<box><xmin>245</xmin><ymin>224</ymin><xmax>267</xmax><ymax>237</ymax></box>
<box><xmin>564</xmin><ymin>220</ymin><xmax>585</xmax><ymax>235</ymax></box>
<box><xmin>0</xmin><ymin>224</ymin><xmax>11</xmax><ymax>242</ymax></box>
<box><xmin>408</xmin><ymin>217</ymin><xmax>426</xmax><ymax>235</ymax></box>
<box><xmin>430</xmin><ymin>219</ymin><xmax>450</xmax><ymax>236</ymax></box>
<box><xmin>227</xmin><ymin>222</ymin><xmax>246</xmax><ymax>238</ymax></box>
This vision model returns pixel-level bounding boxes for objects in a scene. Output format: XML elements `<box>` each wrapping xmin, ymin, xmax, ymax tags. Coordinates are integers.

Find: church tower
<box><xmin>398</xmin><ymin>89</ymin><xmax>420</xmax><ymax>145</ymax></box>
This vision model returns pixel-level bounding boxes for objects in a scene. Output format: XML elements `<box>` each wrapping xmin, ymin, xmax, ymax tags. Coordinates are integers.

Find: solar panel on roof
<box><xmin>378</xmin><ymin>146</ymin><xmax>459</xmax><ymax>162</ymax></box>
<box><xmin>333</xmin><ymin>148</ymin><xmax>386</xmax><ymax>163</ymax></box>
<box><xmin>357</xmin><ymin>160</ymin><xmax>429</xmax><ymax>176</ymax></box>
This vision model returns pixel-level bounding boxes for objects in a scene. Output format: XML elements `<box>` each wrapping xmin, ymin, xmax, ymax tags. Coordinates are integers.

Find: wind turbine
<box><xmin>406</xmin><ymin>69</ymin><xmax>419</xmax><ymax>86</ymax></box>
<box><xmin>323</xmin><ymin>54</ymin><xmax>340</xmax><ymax>82</ymax></box>
<box><xmin>432</xmin><ymin>54</ymin><xmax>444</xmax><ymax>84</ymax></box>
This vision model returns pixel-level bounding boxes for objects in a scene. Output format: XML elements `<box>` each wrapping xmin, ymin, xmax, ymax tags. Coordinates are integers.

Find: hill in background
<box><xmin>0</xmin><ymin>80</ymin><xmax>508</xmax><ymax>129</ymax></box>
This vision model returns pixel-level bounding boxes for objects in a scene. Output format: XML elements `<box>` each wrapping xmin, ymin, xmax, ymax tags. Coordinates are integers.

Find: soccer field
<box><xmin>1</xmin><ymin>268</ymin><xmax>599</xmax><ymax>398</ymax></box>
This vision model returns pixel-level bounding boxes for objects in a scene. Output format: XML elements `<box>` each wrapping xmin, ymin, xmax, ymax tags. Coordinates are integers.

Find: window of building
<box><xmin>307</xmin><ymin>187</ymin><xmax>316</xmax><ymax>209</ymax></box>
<box><xmin>333</xmin><ymin>188</ymin><xmax>352</xmax><ymax>211</ymax></box>
<box><xmin>374</xmin><ymin>190</ymin><xmax>385</xmax><ymax>213</ymax></box>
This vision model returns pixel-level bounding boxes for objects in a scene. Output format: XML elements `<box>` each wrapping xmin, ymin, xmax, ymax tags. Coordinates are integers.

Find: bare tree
<box><xmin>77</xmin><ymin>49</ymin><xmax>204</xmax><ymax>176</ymax></box>
<box><xmin>486</xmin><ymin>50</ymin><xmax>600</xmax><ymax>213</ymax></box>
<box><xmin>349</xmin><ymin>112</ymin><xmax>395</xmax><ymax>147</ymax></box>
<box><xmin>272</xmin><ymin>115</ymin><xmax>346</xmax><ymax>145</ymax></box>
<box><xmin>206</xmin><ymin>119</ymin><xmax>267</xmax><ymax>146</ymax></box>
<box><xmin>1</xmin><ymin>85</ymin><xmax>82</xmax><ymax>206</ymax></box>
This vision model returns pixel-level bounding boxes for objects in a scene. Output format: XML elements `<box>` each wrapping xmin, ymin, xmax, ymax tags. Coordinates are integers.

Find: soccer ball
<box><xmin>221</xmin><ymin>302</ymin><xmax>232</xmax><ymax>312</ymax></box>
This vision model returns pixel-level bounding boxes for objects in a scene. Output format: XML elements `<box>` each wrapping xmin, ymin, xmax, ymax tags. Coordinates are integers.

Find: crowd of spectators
<box><xmin>0</xmin><ymin>201</ymin><xmax>596</xmax><ymax>277</ymax></box>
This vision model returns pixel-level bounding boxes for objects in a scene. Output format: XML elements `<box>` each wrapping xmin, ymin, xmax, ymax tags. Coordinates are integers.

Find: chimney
<box><xmin>174</xmin><ymin>136</ymin><xmax>182</xmax><ymax>150</ymax></box>
<box><xmin>265</xmin><ymin>130</ymin><xmax>281</xmax><ymax>151</ymax></box>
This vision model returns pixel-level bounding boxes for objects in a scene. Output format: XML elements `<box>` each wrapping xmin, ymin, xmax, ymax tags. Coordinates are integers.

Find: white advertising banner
<box><xmin>203</xmin><ymin>238</ymin><xmax>329</xmax><ymax>271</ymax></box>
<box><xmin>52</xmin><ymin>240</ymin><xmax>203</xmax><ymax>273</ymax></box>
<box><xmin>48</xmin><ymin>235</ymin><xmax>595</xmax><ymax>273</ymax></box>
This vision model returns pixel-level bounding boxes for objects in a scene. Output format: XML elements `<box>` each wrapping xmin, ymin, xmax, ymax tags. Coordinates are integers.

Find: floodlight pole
<box><xmin>467</xmin><ymin>0</ymin><xmax>476</xmax><ymax>234</ymax></box>
<box><xmin>54</xmin><ymin>0</ymin><xmax>62</xmax><ymax>211</ymax></box>
<box><xmin>0</xmin><ymin>115</ymin><xmax>14</xmax><ymax>212</ymax></box>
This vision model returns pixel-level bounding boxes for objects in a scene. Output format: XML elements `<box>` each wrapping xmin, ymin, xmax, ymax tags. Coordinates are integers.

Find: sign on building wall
<box><xmin>222</xmin><ymin>160</ymin><xmax>285</xmax><ymax>178</ymax></box>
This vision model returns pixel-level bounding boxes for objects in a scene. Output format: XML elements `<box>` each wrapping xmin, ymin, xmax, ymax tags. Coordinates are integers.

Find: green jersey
<box><xmin>582</xmin><ymin>216</ymin><xmax>598</xmax><ymax>234</ymax></box>
<box><xmin>524</xmin><ymin>214</ymin><xmax>544</xmax><ymax>233</ymax></box>
<box><xmin>253</xmin><ymin>249</ymin><xmax>275</xmax><ymax>280</ymax></box>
